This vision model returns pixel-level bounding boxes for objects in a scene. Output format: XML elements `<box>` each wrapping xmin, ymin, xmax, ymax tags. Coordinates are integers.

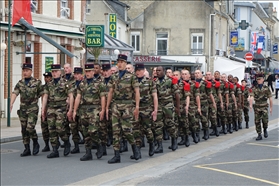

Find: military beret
<box><xmin>84</xmin><ymin>63</ymin><xmax>94</xmax><ymax>71</ymax></box>
<box><xmin>51</xmin><ymin>64</ymin><xmax>61</xmax><ymax>70</ymax></box>
<box><xmin>256</xmin><ymin>73</ymin><xmax>264</xmax><ymax>79</ymax></box>
<box><xmin>22</xmin><ymin>63</ymin><xmax>32</xmax><ymax>69</ymax></box>
<box><xmin>117</xmin><ymin>54</ymin><xmax>127</xmax><ymax>61</ymax></box>
<box><xmin>135</xmin><ymin>63</ymin><xmax>144</xmax><ymax>70</ymax></box>
<box><xmin>102</xmin><ymin>63</ymin><xmax>111</xmax><ymax>71</ymax></box>
<box><xmin>43</xmin><ymin>72</ymin><xmax>52</xmax><ymax>77</ymax></box>
<box><xmin>74</xmin><ymin>67</ymin><xmax>83</xmax><ymax>74</ymax></box>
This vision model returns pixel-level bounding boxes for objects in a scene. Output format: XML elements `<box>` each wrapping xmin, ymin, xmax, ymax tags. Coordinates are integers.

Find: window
<box><xmin>86</xmin><ymin>0</ymin><xmax>91</xmax><ymax>14</ymax></box>
<box><xmin>191</xmin><ymin>33</ymin><xmax>203</xmax><ymax>55</ymax></box>
<box><xmin>131</xmin><ymin>32</ymin><xmax>140</xmax><ymax>52</ymax></box>
<box><xmin>31</xmin><ymin>0</ymin><xmax>37</xmax><ymax>13</ymax></box>
<box><xmin>156</xmin><ymin>33</ymin><xmax>168</xmax><ymax>55</ymax></box>
<box><xmin>61</xmin><ymin>0</ymin><xmax>70</xmax><ymax>18</ymax></box>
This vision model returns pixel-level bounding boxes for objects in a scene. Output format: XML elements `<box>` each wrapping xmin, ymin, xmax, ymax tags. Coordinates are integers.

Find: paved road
<box><xmin>1</xmin><ymin>102</ymin><xmax>278</xmax><ymax>186</ymax></box>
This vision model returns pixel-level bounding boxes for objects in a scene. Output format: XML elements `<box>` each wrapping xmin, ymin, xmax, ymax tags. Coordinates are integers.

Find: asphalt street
<box><xmin>1</xmin><ymin>103</ymin><xmax>278</xmax><ymax>186</ymax></box>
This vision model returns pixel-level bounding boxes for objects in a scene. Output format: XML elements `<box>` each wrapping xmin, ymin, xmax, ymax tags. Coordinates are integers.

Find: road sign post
<box><xmin>245</xmin><ymin>52</ymin><xmax>253</xmax><ymax>68</ymax></box>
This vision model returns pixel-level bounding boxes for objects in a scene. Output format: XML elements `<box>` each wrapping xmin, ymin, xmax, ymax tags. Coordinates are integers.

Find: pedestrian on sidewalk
<box><xmin>275</xmin><ymin>75</ymin><xmax>279</xmax><ymax>99</ymax></box>
<box><xmin>266</xmin><ymin>72</ymin><xmax>274</xmax><ymax>92</ymax></box>
<box><xmin>10</xmin><ymin>63</ymin><xmax>43</xmax><ymax>157</ymax></box>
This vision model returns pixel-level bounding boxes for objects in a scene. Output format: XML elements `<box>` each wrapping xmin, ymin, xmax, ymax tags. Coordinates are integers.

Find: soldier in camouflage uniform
<box><xmin>233</xmin><ymin>76</ymin><xmax>243</xmax><ymax>130</ymax></box>
<box><xmin>241</xmin><ymin>79</ymin><xmax>250</xmax><ymax>128</ymax></box>
<box><xmin>73</xmin><ymin>64</ymin><xmax>105</xmax><ymax>161</ymax></box>
<box><xmin>206</xmin><ymin>71</ymin><xmax>222</xmax><ymax>137</ymax></box>
<box><xmin>40</xmin><ymin>72</ymin><xmax>53</xmax><ymax>152</ymax></box>
<box><xmin>41</xmin><ymin>64</ymin><xmax>74</xmax><ymax>158</ymax></box>
<box><xmin>11</xmin><ymin>63</ymin><xmax>42</xmax><ymax>157</ymax></box>
<box><xmin>228</xmin><ymin>75</ymin><xmax>239</xmax><ymax>132</ymax></box>
<box><xmin>106</xmin><ymin>54</ymin><xmax>141</xmax><ymax>164</ymax></box>
<box><xmin>249</xmin><ymin>74</ymin><xmax>273</xmax><ymax>140</ymax></box>
<box><xmin>69</xmin><ymin>67</ymin><xmax>84</xmax><ymax>154</ymax></box>
<box><xmin>194</xmin><ymin>70</ymin><xmax>216</xmax><ymax>140</ymax></box>
<box><xmin>154</xmin><ymin>66</ymin><xmax>180</xmax><ymax>153</ymax></box>
<box><xmin>131</xmin><ymin>63</ymin><xmax>158</xmax><ymax>159</ymax></box>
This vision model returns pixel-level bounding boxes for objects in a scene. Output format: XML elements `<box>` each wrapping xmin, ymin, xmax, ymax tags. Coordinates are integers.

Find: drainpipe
<box><xmin>209</xmin><ymin>13</ymin><xmax>216</xmax><ymax>72</ymax></box>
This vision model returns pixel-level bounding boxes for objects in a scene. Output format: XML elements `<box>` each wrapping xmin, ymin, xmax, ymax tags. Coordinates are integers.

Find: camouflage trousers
<box><xmin>112</xmin><ymin>103</ymin><xmax>136</xmax><ymax>151</ymax></box>
<box><xmin>178</xmin><ymin>104</ymin><xmax>190</xmax><ymax>136</ymax></box>
<box><xmin>70</xmin><ymin>115</ymin><xmax>82</xmax><ymax>143</ymax></box>
<box><xmin>208</xmin><ymin>103</ymin><xmax>217</xmax><ymax>127</ymax></box>
<box><xmin>47</xmin><ymin>106</ymin><xmax>69</xmax><ymax>147</ymax></box>
<box><xmin>155</xmin><ymin>103</ymin><xmax>178</xmax><ymax>140</ymax></box>
<box><xmin>41</xmin><ymin>118</ymin><xmax>49</xmax><ymax>141</ymax></box>
<box><xmin>232</xmin><ymin>104</ymin><xmax>239</xmax><ymax>124</ymax></box>
<box><xmin>188</xmin><ymin>105</ymin><xmax>199</xmax><ymax>133</ymax></box>
<box><xmin>253</xmin><ymin>105</ymin><xmax>269</xmax><ymax>134</ymax></box>
<box><xmin>217</xmin><ymin>102</ymin><xmax>227</xmax><ymax>125</ymax></box>
<box><xmin>226</xmin><ymin>103</ymin><xmax>233</xmax><ymax>124</ymax></box>
<box><xmin>133</xmin><ymin>106</ymin><xmax>154</xmax><ymax>146</ymax></box>
<box><xmin>99</xmin><ymin>109</ymin><xmax>112</xmax><ymax>145</ymax></box>
<box><xmin>237</xmin><ymin>108</ymin><xmax>243</xmax><ymax>123</ymax></box>
<box><xmin>196</xmin><ymin>101</ymin><xmax>209</xmax><ymax>130</ymax></box>
<box><xmin>243</xmin><ymin>104</ymin><xmax>249</xmax><ymax>122</ymax></box>
<box><xmin>18</xmin><ymin>105</ymin><xmax>39</xmax><ymax>145</ymax></box>
<box><xmin>80</xmin><ymin>106</ymin><xmax>100</xmax><ymax>149</ymax></box>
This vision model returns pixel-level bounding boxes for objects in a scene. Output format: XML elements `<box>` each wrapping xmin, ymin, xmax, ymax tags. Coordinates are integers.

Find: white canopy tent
<box><xmin>214</xmin><ymin>57</ymin><xmax>246</xmax><ymax>83</ymax></box>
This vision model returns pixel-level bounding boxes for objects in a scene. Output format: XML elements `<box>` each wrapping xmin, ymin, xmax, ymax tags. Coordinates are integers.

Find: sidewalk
<box><xmin>0</xmin><ymin>117</ymin><xmax>42</xmax><ymax>143</ymax></box>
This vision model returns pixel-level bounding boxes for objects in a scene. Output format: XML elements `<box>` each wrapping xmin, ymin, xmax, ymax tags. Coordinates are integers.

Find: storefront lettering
<box><xmin>133</xmin><ymin>56</ymin><xmax>161</xmax><ymax>62</ymax></box>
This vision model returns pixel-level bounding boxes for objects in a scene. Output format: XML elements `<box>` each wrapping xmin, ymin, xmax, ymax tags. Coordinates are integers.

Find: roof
<box><xmin>104</xmin><ymin>33</ymin><xmax>134</xmax><ymax>51</ymax></box>
<box><xmin>234</xmin><ymin>2</ymin><xmax>256</xmax><ymax>8</ymax></box>
<box><xmin>105</xmin><ymin>0</ymin><xmax>130</xmax><ymax>22</ymax></box>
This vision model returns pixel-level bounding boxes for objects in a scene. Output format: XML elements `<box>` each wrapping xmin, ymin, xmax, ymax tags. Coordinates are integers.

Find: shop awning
<box><xmin>18</xmin><ymin>18</ymin><xmax>76</xmax><ymax>58</ymax></box>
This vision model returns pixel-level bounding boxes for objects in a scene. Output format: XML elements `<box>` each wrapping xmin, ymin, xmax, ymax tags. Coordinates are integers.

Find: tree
<box><xmin>87</xmin><ymin>47</ymin><xmax>102</xmax><ymax>63</ymax></box>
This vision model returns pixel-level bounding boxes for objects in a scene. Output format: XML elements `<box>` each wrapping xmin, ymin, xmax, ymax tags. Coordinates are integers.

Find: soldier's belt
<box><xmin>114</xmin><ymin>100</ymin><xmax>133</xmax><ymax>104</ymax></box>
<box><xmin>48</xmin><ymin>100</ymin><xmax>66</xmax><ymax>107</ymax></box>
<box><xmin>254</xmin><ymin>103</ymin><xmax>268</xmax><ymax>107</ymax></box>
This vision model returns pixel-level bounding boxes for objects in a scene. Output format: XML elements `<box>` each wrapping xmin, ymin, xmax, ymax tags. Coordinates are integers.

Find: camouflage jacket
<box><xmin>44</xmin><ymin>78</ymin><xmax>73</xmax><ymax>104</ymax></box>
<box><xmin>154</xmin><ymin>75</ymin><xmax>179</xmax><ymax>106</ymax></box>
<box><xmin>242</xmin><ymin>86</ymin><xmax>250</xmax><ymax>105</ymax></box>
<box><xmin>62</xmin><ymin>73</ymin><xmax>75</xmax><ymax>91</ymax></box>
<box><xmin>207</xmin><ymin>80</ymin><xmax>221</xmax><ymax>104</ymax></box>
<box><xmin>77</xmin><ymin>78</ymin><xmax>106</xmax><ymax>106</ymax></box>
<box><xmin>184</xmin><ymin>80</ymin><xmax>200</xmax><ymax>107</ymax></box>
<box><xmin>108</xmin><ymin>71</ymin><xmax>139</xmax><ymax>101</ymax></box>
<box><xmin>13</xmin><ymin>77</ymin><xmax>43</xmax><ymax>107</ymax></box>
<box><xmin>234</xmin><ymin>83</ymin><xmax>242</xmax><ymax>102</ymax></box>
<box><xmin>197</xmin><ymin>80</ymin><xmax>212</xmax><ymax>103</ymax></box>
<box><xmin>137</xmin><ymin>76</ymin><xmax>157</xmax><ymax>106</ymax></box>
<box><xmin>250</xmin><ymin>84</ymin><xmax>271</xmax><ymax>105</ymax></box>
<box><xmin>227</xmin><ymin>81</ymin><xmax>235</xmax><ymax>103</ymax></box>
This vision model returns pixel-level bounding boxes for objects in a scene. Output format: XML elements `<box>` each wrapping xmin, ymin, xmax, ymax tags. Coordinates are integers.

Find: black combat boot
<box><xmin>107</xmin><ymin>133</ymin><xmax>113</xmax><ymax>147</ymax></box>
<box><xmin>256</xmin><ymin>133</ymin><xmax>262</xmax><ymax>141</ymax></box>
<box><xmin>63</xmin><ymin>140</ymin><xmax>71</xmax><ymax>156</ymax></box>
<box><xmin>47</xmin><ymin>146</ymin><xmax>59</xmax><ymax>158</ymax></box>
<box><xmin>130</xmin><ymin>146</ymin><xmax>142</xmax><ymax>159</ymax></box>
<box><xmin>42</xmin><ymin>140</ymin><xmax>50</xmax><ymax>152</ymax></box>
<box><xmin>20</xmin><ymin>144</ymin><xmax>31</xmax><ymax>157</ymax></box>
<box><xmin>78</xmin><ymin>133</ymin><xmax>85</xmax><ymax>144</ymax></box>
<box><xmin>196</xmin><ymin>131</ymin><xmax>200</xmax><ymax>142</ymax></box>
<box><xmin>154</xmin><ymin>141</ymin><xmax>163</xmax><ymax>153</ymax></box>
<box><xmin>91</xmin><ymin>143</ymin><xmax>97</xmax><ymax>149</ymax></box>
<box><xmin>192</xmin><ymin>131</ymin><xmax>198</xmax><ymax>144</ymax></box>
<box><xmin>238</xmin><ymin>121</ymin><xmax>242</xmax><ymax>129</ymax></box>
<box><xmin>32</xmin><ymin>139</ymin><xmax>40</xmax><ymax>155</ymax></box>
<box><xmin>71</xmin><ymin>142</ymin><xmax>80</xmax><ymax>154</ymax></box>
<box><xmin>171</xmin><ymin>137</ymin><xmax>178</xmax><ymax>151</ymax></box>
<box><xmin>96</xmin><ymin>144</ymin><xmax>103</xmax><ymax>159</ymax></box>
<box><xmin>215</xmin><ymin>126</ymin><xmax>220</xmax><ymax>137</ymax></box>
<box><xmin>163</xmin><ymin>127</ymin><xmax>170</xmax><ymax>140</ymax></box>
<box><xmin>178</xmin><ymin>136</ymin><xmax>185</xmax><ymax>145</ymax></box>
<box><xmin>185</xmin><ymin>135</ymin><xmax>190</xmax><ymax>147</ymax></box>
<box><xmin>120</xmin><ymin>139</ymin><xmax>128</xmax><ymax>153</ymax></box>
<box><xmin>222</xmin><ymin>124</ymin><xmax>227</xmax><ymax>134</ymax></box>
<box><xmin>80</xmin><ymin>148</ymin><xmax>92</xmax><ymax>161</ymax></box>
<box><xmin>209</xmin><ymin>128</ymin><xmax>216</xmax><ymax>136</ymax></box>
<box><xmin>234</xmin><ymin>121</ymin><xmax>238</xmax><ymax>131</ymax></box>
<box><xmin>108</xmin><ymin>150</ymin><xmax>121</xmax><ymax>164</ymax></box>
<box><xmin>131</xmin><ymin>144</ymin><xmax>141</xmax><ymax>160</ymax></box>
<box><xmin>202</xmin><ymin>129</ymin><xmax>209</xmax><ymax>140</ymax></box>
<box><xmin>102</xmin><ymin>144</ymin><xmax>107</xmax><ymax>156</ymax></box>
<box><xmin>217</xmin><ymin>118</ymin><xmax>221</xmax><ymax>127</ymax></box>
<box><xmin>228</xmin><ymin>124</ymin><xmax>233</xmax><ymax>134</ymax></box>
<box><xmin>263</xmin><ymin>128</ymin><xmax>268</xmax><ymax>138</ymax></box>
<box><xmin>246</xmin><ymin>121</ymin><xmax>249</xmax><ymax>129</ymax></box>
<box><xmin>148</xmin><ymin>142</ymin><xmax>155</xmax><ymax>156</ymax></box>
<box><xmin>141</xmin><ymin>137</ymin><xmax>145</xmax><ymax>148</ymax></box>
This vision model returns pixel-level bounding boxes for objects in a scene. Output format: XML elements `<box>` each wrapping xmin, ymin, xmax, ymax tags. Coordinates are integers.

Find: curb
<box><xmin>0</xmin><ymin>133</ymin><xmax>42</xmax><ymax>144</ymax></box>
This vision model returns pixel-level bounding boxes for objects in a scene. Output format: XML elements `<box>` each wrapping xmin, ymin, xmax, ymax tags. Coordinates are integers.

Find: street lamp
<box><xmin>114</xmin><ymin>49</ymin><xmax>120</xmax><ymax>55</ymax></box>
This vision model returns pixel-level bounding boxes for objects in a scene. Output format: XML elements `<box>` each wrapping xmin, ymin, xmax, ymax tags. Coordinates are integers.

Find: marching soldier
<box><xmin>233</xmin><ymin>76</ymin><xmax>243</xmax><ymax>130</ymax></box>
<box><xmin>11</xmin><ymin>63</ymin><xmax>42</xmax><ymax>157</ymax></box>
<box><xmin>41</xmin><ymin>72</ymin><xmax>53</xmax><ymax>152</ymax></box>
<box><xmin>249</xmin><ymin>73</ymin><xmax>273</xmax><ymax>140</ymax></box>
<box><xmin>106</xmin><ymin>54</ymin><xmax>141</xmax><ymax>164</ymax></box>
<box><xmin>228</xmin><ymin>75</ymin><xmax>239</xmax><ymax>131</ymax></box>
<box><xmin>73</xmin><ymin>64</ymin><xmax>105</xmax><ymax>161</ymax></box>
<box><xmin>241</xmin><ymin>79</ymin><xmax>250</xmax><ymax>128</ymax></box>
<box><xmin>154</xmin><ymin>66</ymin><xmax>180</xmax><ymax>153</ymax></box>
<box><xmin>41</xmin><ymin>64</ymin><xmax>74</xmax><ymax>158</ymax></box>
<box><xmin>132</xmin><ymin>63</ymin><xmax>158</xmax><ymax>158</ymax></box>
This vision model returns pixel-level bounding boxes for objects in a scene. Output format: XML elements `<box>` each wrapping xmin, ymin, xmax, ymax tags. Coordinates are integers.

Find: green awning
<box><xmin>18</xmin><ymin>18</ymin><xmax>76</xmax><ymax>58</ymax></box>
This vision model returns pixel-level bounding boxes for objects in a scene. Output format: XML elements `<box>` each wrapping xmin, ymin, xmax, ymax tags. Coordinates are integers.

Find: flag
<box><xmin>250</xmin><ymin>32</ymin><xmax>257</xmax><ymax>54</ymax></box>
<box><xmin>12</xmin><ymin>0</ymin><xmax>33</xmax><ymax>26</ymax></box>
<box><xmin>257</xmin><ymin>35</ymin><xmax>264</xmax><ymax>54</ymax></box>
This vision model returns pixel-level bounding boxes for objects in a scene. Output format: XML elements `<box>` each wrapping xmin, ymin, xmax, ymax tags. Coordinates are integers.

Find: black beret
<box><xmin>43</xmin><ymin>72</ymin><xmax>52</xmax><ymax>77</ymax></box>
<box><xmin>102</xmin><ymin>63</ymin><xmax>111</xmax><ymax>70</ymax></box>
<box><xmin>22</xmin><ymin>63</ymin><xmax>32</xmax><ymax>69</ymax></box>
<box><xmin>117</xmin><ymin>54</ymin><xmax>127</xmax><ymax>61</ymax></box>
<box><xmin>84</xmin><ymin>63</ymin><xmax>94</xmax><ymax>70</ymax></box>
<box><xmin>135</xmin><ymin>63</ymin><xmax>144</xmax><ymax>70</ymax></box>
<box><xmin>74</xmin><ymin>67</ymin><xmax>83</xmax><ymax>73</ymax></box>
<box><xmin>51</xmin><ymin>64</ymin><xmax>61</xmax><ymax>70</ymax></box>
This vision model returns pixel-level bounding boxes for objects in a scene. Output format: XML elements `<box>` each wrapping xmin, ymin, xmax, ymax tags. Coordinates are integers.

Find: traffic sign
<box><xmin>244</xmin><ymin>52</ymin><xmax>253</xmax><ymax>61</ymax></box>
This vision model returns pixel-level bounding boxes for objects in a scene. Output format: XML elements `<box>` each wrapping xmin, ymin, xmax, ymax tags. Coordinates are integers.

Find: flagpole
<box><xmin>7</xmin><ymin>0</ymin><xmax>11</xmax><ymax>127</ymax></box>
